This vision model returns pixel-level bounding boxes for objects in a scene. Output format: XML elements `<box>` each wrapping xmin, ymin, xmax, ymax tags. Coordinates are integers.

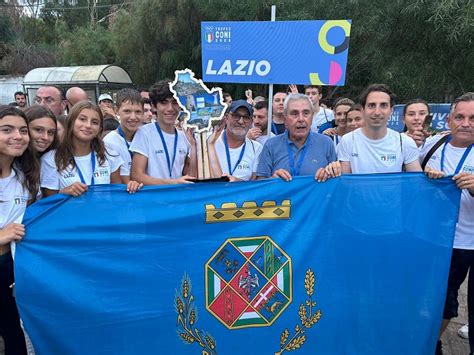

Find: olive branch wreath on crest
<box><xmin>175</xmin><ymin>274</ymin><xmax>217</xmax><ymax>355</ymax></box>
<box><xmin>175</xmin><ymin>269</ymin><xmax>321</xmax><ymax>354</ymax></box>
<box><xmin>275</xmin><ymin>269</ymin><xmax>322</xmax><ymax>354</ymax></box>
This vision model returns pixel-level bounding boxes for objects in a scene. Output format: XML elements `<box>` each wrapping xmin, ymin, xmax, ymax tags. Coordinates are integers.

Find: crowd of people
<box><xmin>1</xmin><ymin>82</ymin><xmax>473</xmax><ymax>355</ymax></box>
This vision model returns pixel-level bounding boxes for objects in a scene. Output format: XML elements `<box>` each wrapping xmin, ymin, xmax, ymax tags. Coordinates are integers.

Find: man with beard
<box><xmin>14</xmin><ymin>91</ymin><xmax>27</xmax><ymax>108</ymax></box>
<box><xmin>104</xmin><ymin>88</ymin><xmax>144</xmax><ymax>183</ymax></box>
<box><xmin>208</xmin><ymin>100</ymin><xmax>262</xmax><ymax>181</ymax></box>
<box><xmin>256</xmin><ymin>94</ymin><xmax>336</xmax><ymax>181</ymax></box>
<box><xmin>247</xmin><ymin>100</ymin><xmax>275</xmax><ymax>145</ymax></box>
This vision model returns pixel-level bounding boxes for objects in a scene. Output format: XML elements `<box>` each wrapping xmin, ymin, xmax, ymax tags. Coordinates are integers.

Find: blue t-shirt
<box><xmin>256</xmin><ymin>132</ymin><xmax>336</xmax><ymax>177</ymax></box>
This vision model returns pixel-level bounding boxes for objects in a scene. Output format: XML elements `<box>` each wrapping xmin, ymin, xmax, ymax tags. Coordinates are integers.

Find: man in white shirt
<box><xmin>305</xmin><ymin>85</ymin><xmax>335</xmax><ymax>132</ymax></box>
<box><xmin>104</xmin><ymin>88</ymin><xmax>144</xmax><ymax>183</ymax></box>
<box><xmin>422</xmin><ymin>92</ymin><xmax>474</xmax><ymax>354</ymax></box>
<box><xmin>337</xmin><ymin>84</ymin><xmax>422</xmax><ymax>174</ymax></box>
<box><xmin>208</xmin><ymin>100</ymin><xmax>262</xmax><ymax>181</ymax></box>
<box><xmin>247</xmin><ymin>100</ymin><xmax>275</xmax><ymax>145</ymax></box>
<box><xmin>130</xmin><ymin>81</ymin><xmax>197</xmax><ymax>185</ymax></box>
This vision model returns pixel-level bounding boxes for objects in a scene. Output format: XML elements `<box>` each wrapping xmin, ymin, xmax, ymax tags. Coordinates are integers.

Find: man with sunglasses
<box><xmin>208</xmin><ymin>100</ymin><xmax>262</xmax><ymax>181</ymax></box>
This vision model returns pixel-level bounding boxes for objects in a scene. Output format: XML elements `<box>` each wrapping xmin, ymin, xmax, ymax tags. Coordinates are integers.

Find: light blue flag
<box><xmin>16</xmin><ymin>174</ymin><xmax>460</xmax><ymax>354</ymax></box>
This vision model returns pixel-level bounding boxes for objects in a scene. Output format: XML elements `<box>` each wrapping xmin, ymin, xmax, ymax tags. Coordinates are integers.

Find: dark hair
<box><xmin>149</xmin><ymin>80</ymin><xmax>174</xmax><ymax>106</ymax></box>
<box><xmin>8</xmin><ymin>102</ymin><xmax>19</xmax><ymax>107</ymax></box>
<box><xmin>451</xmin><ymin>92</ymin><xmax>474</xmax><ymax>112</ymax></box>
<box><xmin>115</xmin><ymin>88</ymin><xmax>143</xmax><ymax>109</ymax></box>
<box><xmin>0</xmin><ymin>105</ymin><xmax>40</xmax><ymax>200</ymax></box>
<box><xmin>223</xmin><ymin>92</ymin><xmax>231</xmax><ymax>99</ymax></box>
<box><xmin>143</xmin><ymin>98</ymin><xmax>152</xmax><ymax>105</ymax></box>
<box><xmin>359</xmin><ymin>84</ymin><xmax>396</xmax><ymax>108</ymax></box>
<box><xmin>14</xmin><ymin>91</ymin><xmax>26</xmax><ymax>97</ymax></box>
<box><xmin>24</xmin><ymin>105</ymin><xmax>59</xmax><ymax>155</ymax></box>
<box><xmin>55</xmin><ymin>101</ymin><xmax>106</xmax><ymax>171</ymax></box>
<box><xmin>40</xmin><ymin>85</ymin><xmax>66</xmax><ymax>100</ymax></box>
<box><xmin>103</xmin><ymin>118</ymin><xmax>120</xmax><ymax>131</ymax></box>
<box><xmin>403</xmin><ymin>99</ymin><xmax>430</xmax><ymax>117</ymax></box>
<box><xmin>304</xmin><ymin>85</ymin><xmax>323</xmax><ymax>93</ymax></box>
<box><xmin>253</xmin><ymin>100</ymin><xmax>269</xmax><ymax>111</ymax></box>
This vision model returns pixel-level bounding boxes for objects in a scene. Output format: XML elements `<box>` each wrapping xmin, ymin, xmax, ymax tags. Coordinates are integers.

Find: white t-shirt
<box><xmin>104</xmin><ymin>129</ymin><xmax>132</xmax><ymax>177</ymax></box>
<box><xmin>311</xmin><ymin>107</ymin><xmax>335</xmax><ymax>131</ymax></box>
<box><xmin>0</xmin><ymin>169</ymin><xmax>29</xmax><ymax>228</ymax></box>
<box><xmin>41</xmin><ymin>149</ymin><xmax>123</xmax><ymax>190</ymax></box>
<box><xmin>422</xmin><ymin>135</ymin><xmax>474</xmax><ymax>249</ymax></box>
<box><xmin>129</xmin><ymin>123</ymin><xmax>190</xmax><ymax>179</ymax></box>
<box><xmin>337</xmin><ymin>128</ymin><xmax>419</xmax><ymax>174</ymax></box>
<box><xmin>256</xmin><ymin>132</ymin><xmax>275</xmax><ymax>146</ymax></box>
<box><xmin>214</xmin><ymin>133</ymin><xmax>262</xmax><ymax>181</ymax></box>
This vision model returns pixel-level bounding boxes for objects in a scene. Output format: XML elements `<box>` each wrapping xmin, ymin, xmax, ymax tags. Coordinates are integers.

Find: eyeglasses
<box><xmin>230</xmin><ymin>113</ymin><xmax>252</xmax><ymax>122</ymax></box>
<box><xmin>35</xmin><ymin>96</ymin><xmax>57</xmax><ymax>105</ymax></box>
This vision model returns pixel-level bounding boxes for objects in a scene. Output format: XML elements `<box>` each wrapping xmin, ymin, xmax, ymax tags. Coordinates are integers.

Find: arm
<box><xmin>131</xmin><ymin>153</ymin><xmax>192</xmax><ymax>185</ymax></box>
<box><xmin>182</xmin><ymin>128</ymin><xmax>197</xmax><ymax>178</ymax></box>
<box><xmin>0</xmin><ymin>224</ymin><xmax>25</xmax><ymax>245</ymax></box>
<box><xmin>404</xmin><ymin>160</ymin><xmax>422</xmax><ymax>172</ymax></box>
<box><xmin>43</xmin><ymin>182</ymin><xmax>89</xmax><ymax>197</ymax></box>
<box><xmin>340</xmin><ymin>161</ymin><xmax>352</xmax><ymax>174</ymax></box>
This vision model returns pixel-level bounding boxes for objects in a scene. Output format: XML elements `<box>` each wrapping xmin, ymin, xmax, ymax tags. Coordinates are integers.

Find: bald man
<box><xmin>66</xmin><ymin>87</ymin><xmax>89</xmax><ymax>110</ymax></box>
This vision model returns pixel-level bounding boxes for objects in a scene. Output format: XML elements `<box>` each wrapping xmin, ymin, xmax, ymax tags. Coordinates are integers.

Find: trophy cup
<box><xmin>170</xmin><ymin>69</ymin><xmax>229</xmax><ymax>181</ymax></box>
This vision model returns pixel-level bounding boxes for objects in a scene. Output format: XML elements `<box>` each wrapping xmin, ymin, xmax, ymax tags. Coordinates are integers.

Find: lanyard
<box><xmin>440</xmin><ymin>136</ymin><xmax>473</xmax><ymax>174</ymax></box>
<box><xmin>75</xmin><ymin>151</ymin><xmax>96</xmax><ymax>185</ymax></box>
<box><xmin>155</xmin><ymin>123</ymin><xmax>178</xmax><ymax>178</ymax></box>
<box><xmin>223</xmin><ymin>130</ymin><xmax>246</xmax><ymax>175</ymax></box>
<box><xmin>117</xmin><ymin>126</ymin><xmax>133</xmax><ymax>158</ymax></box>
<box><xmin>334</xmin><ymin>135</ymin><xmax>339</xmax><ymax>145</ymax></box>
<box><xmin>286</xmin><ymin>133</ymin><xmax>311</xmax><ymax>176</ymax></box>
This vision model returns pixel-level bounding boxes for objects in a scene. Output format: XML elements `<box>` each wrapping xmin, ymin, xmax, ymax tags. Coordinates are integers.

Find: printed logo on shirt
<box><xmin>236</xmin><ymin>163</ymin><xmax>251</xmax><ymax>171</ymax></box>
<box><xmin>94</xmin><ymin>168</ymin><xmax>109</xmax><ymax>178</ymax></box>
<box><xmin>154</xmin><ymin>149</ymin><xmax>164</xmax><ymax>154</ymax></box>
<box><xmin>380</xmin><ymin>154</ymin><xmax>396</xmax><ymax>163</ymax></box>
<box><xmin>179</xmin><ymin>148</ymin><xmax>187</xmax><ymax>155</ymax></box>
<box><xmin>14</xmin><ymin>195</ymin><xmax>28</xmax><ymax>205</ymax></box>
<box><xmin>430</xmin><ymin>155</ymin><xmax>437</xmax><ymax>160</ymax></box>
<box><xmin>351</xmin><ymin>153</ymin><xmax>359</xmax><ymax>157</ymax></box>
<box><xmin>63</xmin><ymin>172</ymin><xmax>76</xmax><ymax>179</ymax></box>
<box><xmin>462</xmin><ymin>165</ymin><xmax>474</xmax><ymax>173</ymax></box>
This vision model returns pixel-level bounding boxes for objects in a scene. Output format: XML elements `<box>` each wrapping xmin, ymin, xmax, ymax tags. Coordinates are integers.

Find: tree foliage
<box><xmin>2</xmin><ymin>0</ymin><xmax>473</xmax><ymax>102</ymax></box>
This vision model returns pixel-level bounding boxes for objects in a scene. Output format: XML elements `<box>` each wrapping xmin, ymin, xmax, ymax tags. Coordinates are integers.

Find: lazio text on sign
<box><xmin>201</xmin><ymin>20</ymin><xmax>351</xmax><ymax>85</ymax></box>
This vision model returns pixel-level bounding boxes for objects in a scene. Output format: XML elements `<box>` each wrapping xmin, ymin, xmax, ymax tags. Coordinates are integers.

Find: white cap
<box><xmin>98</xmin><ymin>93</ymin><xmax>113</xmax><ymax>103</ymax></box>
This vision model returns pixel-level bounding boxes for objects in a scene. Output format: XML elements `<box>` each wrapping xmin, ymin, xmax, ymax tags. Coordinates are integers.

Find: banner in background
<box><xmin>201</xmin><ymin>20</ymin><xmax>351</xmax><ymax>85</ymax></box>
<box><xmin>16</xmin><ymin>174</ymin><xmax>459</xmax><ymax>354</ymax></box>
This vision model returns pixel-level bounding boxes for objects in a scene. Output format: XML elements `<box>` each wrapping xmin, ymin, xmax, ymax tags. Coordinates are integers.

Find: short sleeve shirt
<box><xmin>0</xmin><ymin>169</ymin><xmax>29</xmax><ymax>228</ymax></box>
<box><xmin>40</xmin><ymin>149</ymin><xmax>123</xmax><ymax>190</ymax></box>
<box><xmin>104</xmin><ymin>129</ymin><xmax>132</xmax><ymax>177</ymax></box>
<box><xmin>423</xmin><ymin>135</ymin><xmax>474</xmax><ymax>249</ymax></box>
<box><xmin>214</xmin><ymin>133</ymin><xmax>262</xmax><ymax>181</ymax></box>
<box><xmin>337</xmin><ymin>128</ymin><xmax>419</xmax><ymax>174</ymax></box>
<box><xmin>256</xmin><ymin>132</ymin><xmax>337</xmax><ymax>177</ymax></box>
<box><xmin>129</xmin><ymin>123</ymin><xmax>190</xmax><ymax>179</ymax></box>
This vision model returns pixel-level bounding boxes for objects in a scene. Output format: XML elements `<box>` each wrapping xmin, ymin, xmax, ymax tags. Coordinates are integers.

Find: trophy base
<box><xmin>188</xmin><ymin>176</ymin><xmax>230</xmax><ymax>183</ymax></box>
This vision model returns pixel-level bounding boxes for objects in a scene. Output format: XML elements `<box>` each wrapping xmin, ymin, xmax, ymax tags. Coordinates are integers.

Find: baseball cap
<box><xmin>228</xmin><ymin>99</ymin><xmax>253</xmax><ymax>116</ymax></box>
<box><xmin>98</xmin><ymin>93</ymin><xmax>113</xmax><ymax>103</ymax></box>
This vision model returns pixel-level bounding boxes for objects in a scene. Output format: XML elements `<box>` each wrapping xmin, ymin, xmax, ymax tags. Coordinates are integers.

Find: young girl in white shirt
<box><xmin>41</xmin><ymin>101</ymin><xmax>141</xmax><ymax>197</ymax></box>
<box><xmin>0</xmin><ymin>105</ymin><xmax>40</xmax><ymax>354</ymax></box>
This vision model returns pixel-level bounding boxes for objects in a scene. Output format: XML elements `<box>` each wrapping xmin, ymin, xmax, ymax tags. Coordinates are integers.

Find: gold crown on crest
<box><xmin>205</xmin><ymin>200</ymin><xmax>291</xmax><ymax>223</ymax></box>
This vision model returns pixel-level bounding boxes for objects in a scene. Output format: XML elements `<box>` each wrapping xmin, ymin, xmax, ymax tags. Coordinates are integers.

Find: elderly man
<box><xmin>66</xmin><ymin>87</ymin><xmax>89</xmax><ymax>110</ymax></box>
<box><xmin>256</xmin><ymin>93</ymin><xmax>336</xmax><ymax>181</ymax></box>
<box><xmin>34</xmin><ymin>85</ymin><xmax>67</xmax><ymax>116</ymax></box>
<box><xmin>208</xmin><ymin>100</ymin><xmax>262</xmax><ymax>181</ymax></box>
<box><xmin>422</xmin><ymin>92</ymin><xmax>474</xmax><ymax>355</ymax></box>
